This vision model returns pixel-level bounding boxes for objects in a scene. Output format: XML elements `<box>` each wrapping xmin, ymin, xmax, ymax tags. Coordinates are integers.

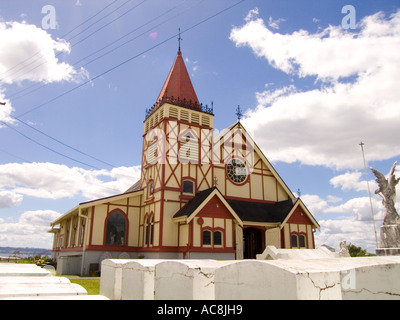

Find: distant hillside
<box><xmin>0</xmin><ymin>247</ymin><xmax>51</xmax><ymax>257</ymax></box>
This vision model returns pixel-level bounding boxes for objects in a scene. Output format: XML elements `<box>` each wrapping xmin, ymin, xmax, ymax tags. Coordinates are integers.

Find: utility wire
<box><xmin>9</xmin><ymin>0</ymin><xmax>187</xmax><ymax>101</ymax></box>
<box><xmin>4</xmin><ymin>0</ymin><xmax>145</xmax><ymax>84</ymax></box>
<box><xmin>0</xmin><ymin>0</ymin><xmax>122</xmax><ymax>80</ymax></box>
<box><xmin>1</xmin><ymin>120</ymin><xmax>101</xmax><ymax>170</ymax></box>
<box><xmin>3</xmin><ymin>0</ymin><xmax>245</xmax><ymax>175</ymax></box>
<box><xmin>0</xmin><ymin>147</ymin><xmax>139</xmax><ymax>196</ymax></box>
<box><xmin>16</xmin><ymin>0</ymin><xmax>245</xmax><ymax>118</ymax></box>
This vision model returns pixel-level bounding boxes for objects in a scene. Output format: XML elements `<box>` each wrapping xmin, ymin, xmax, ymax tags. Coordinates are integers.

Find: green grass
<box><xmin>67</xmin><ymin>278</ymin><xmax>100</xmax><ymax>295</ymax></box>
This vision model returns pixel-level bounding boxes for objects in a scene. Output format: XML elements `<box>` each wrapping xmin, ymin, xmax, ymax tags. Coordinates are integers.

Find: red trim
<box><xmin>287</xmin><ymin>206</ymin><xmax>313</xmax><ymax>225</ymax></box>
<box><xmin>56</xmin><ymin>247</ymin><xmax>83</xmax><ymax>253</ymax></box>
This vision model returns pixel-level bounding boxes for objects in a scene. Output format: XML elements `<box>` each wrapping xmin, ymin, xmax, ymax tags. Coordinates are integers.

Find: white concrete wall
<box><xmin>100</xmin><ymin>256</ymin><xmax>400</xmax><ymax>300</ymax></box>
<box><xmin>100</xmin><ymin>259</ymin><xmax>132</xmax><ymax>300</ymax></box>
<box><xmin>121</xmin><ymin>260</ymin><xmax>164</xmax><ymax>300</ymax></box>
<box><xmin>154</xmin><ymin>260</ymin><xmax>234</xmax><ymax>300</ymax></box>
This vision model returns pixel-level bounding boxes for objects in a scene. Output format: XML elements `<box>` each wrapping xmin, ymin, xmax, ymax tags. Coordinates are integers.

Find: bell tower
<box><xmin>139</xmin><ymin>49</ymin><xmax>214</xmax><ymax>249</ymax></box>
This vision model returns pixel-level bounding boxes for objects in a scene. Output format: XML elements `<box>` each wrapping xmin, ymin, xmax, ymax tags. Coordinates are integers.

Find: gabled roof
<box><xmin>216</xmin><ymin>122</ymin><xmax>296</xmax><ymax>200</ymax></box>
<box><xmin>155</xmin><ymin>50</ymin><xmax>200</xmax><ymax>109</ymax></box>
<box><xmin>281</xmin><ymin>198</ymin><xmax>320</xmax><ymax>230</ymax></box>
<box><xmin>172</xmin><ymin>187</ymin><xmax>320</xmax><ymax>230</ymax></box>
<box><xmin>173</xmin><ymin>187</ymin><xmax>243</xmax><ymax>226</ymax></box>
<box><xmin>124</xmin><ymin>179</ymin><xmax>142</xmax><ymax>193</ymax></box>
<box><xmin>227</xmin><ymin>199</ymin><xmax>294</xmax><ymax>223</ymax></box>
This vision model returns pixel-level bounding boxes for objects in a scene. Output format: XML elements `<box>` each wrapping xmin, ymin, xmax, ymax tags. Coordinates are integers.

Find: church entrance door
<box><xmin>243</xmin><ymin>227</ymin><xmax>264</xmax><ymax>259</ymax></box>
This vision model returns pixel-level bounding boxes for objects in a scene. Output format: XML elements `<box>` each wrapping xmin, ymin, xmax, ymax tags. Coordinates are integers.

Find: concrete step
<box><xmin>0</xmin><ymin>276</ymin><xmax>71</xmax><ymax>285</ymax></box>
<box><xmin>0</xmin><ymin>282</ymin><xmax>87</xmax><ymax>298</ymax></box>
<box><xmin>0</xmin><ymin>263</ymin><xmax>97</xmax><ymax>299</ymax></box>
<box><xmin>0</xmin><ymin>263</ymin><xmax>51</xmax><ymax>277</ymax></box>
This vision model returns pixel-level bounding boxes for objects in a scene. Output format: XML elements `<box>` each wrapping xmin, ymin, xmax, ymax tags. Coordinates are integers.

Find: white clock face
<box><xmin>226</xmin><ymin>159</ymin><xmax>247</xmax><ymax>184</ymax></box>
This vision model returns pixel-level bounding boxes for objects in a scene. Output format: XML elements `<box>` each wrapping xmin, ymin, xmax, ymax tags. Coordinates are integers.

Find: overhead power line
<box><xmin>2</xmin><ymin>0</ymin><xmax>245</xmax><ymax>175</ymax></box>
<box><xmin>0</xmin><ymin>0</ymin><xmax>122</xmax><ymax>80</ymax></box>
<box><xmin>8</xmin><ymin>0</ymin><xmax>189</xmax><ymax>101</ymax></box>
<box><xmin>16</xmin><ymin>0</ymin><xmax>245</xmax><ymax>118</ymax></box>
<box><xmin>4</xmin><ymin>0</ymin><xmax>146</xmax><ymax>84</ymax></box>
<box><xmin>1</xmin><ymin>120</ymin><xmax>100</xmax><ymax>170</ymax></box>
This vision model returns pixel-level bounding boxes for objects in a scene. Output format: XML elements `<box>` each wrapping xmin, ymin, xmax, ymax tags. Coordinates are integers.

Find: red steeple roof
<box><xmin>154</xmin><ymin>50</ymin><xmax>201</xmax><ymax>111</ymax></box>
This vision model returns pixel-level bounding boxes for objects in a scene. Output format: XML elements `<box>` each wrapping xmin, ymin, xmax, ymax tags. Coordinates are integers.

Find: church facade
<box><xmin>50</xmin><ymin>49</ymin><xmax>320</xmax><ymax>276</ymax></box>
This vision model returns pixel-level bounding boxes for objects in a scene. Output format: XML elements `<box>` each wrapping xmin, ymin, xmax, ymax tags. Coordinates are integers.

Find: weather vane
<box><xmin>178</xmin><ymin>28</ymin><xmax>183</xmax><ymax>52</ymax></box>
<box><xmin>235</xmin><ymin>105</ymin><xmax>243</xmax><ymax>121</ymax></box>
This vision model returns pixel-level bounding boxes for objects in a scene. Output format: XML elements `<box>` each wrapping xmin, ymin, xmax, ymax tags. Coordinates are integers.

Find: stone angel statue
<box><xmin>370</xmin><ymin>161</ymin><xmax>400</xmax><ymax>225</ymax></box>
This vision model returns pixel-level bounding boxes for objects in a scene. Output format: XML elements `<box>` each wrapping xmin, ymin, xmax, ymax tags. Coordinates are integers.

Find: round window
<box><xmin>226</xmin><ymin>158</ymin><xmax>247</xmax><ymax>184</ymax></box>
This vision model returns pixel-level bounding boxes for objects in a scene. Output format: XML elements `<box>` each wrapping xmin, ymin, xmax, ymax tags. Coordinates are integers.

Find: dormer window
<box><xmin>182</xmin><ymin>179</ymin><xmax>194</xmax><ymax>194</ymax></box>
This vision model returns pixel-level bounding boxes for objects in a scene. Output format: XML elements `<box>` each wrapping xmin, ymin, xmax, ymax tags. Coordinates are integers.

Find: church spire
<box><xmin>152</xmin><ymin>48</ymin><xmax>201</xmax><ymax>113</ymax></box>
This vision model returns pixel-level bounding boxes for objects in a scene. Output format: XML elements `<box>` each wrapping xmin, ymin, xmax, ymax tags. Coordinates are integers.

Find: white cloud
<box><xmin>301</xmin><ymin>194</ymin><xmax>329</xmax><ymax>216</ymax></box>
<box><xmin>0</xmin><ymin>162</ymin><xmax>141</xmax><ymax>247</ymax></box>
<box><xmin>0</xmin><ymin>91</ymin><xmax>15</xmax><ymax>126</ymax></box>
<box><xmin>268</xmin><ymin>16</ymin><xmax>286</xmax><ymax>30</ymax></box>
<box><xmin>0</xmin><ymin>210</ymin><xmax>60</xmax><ymax>247</ymax></box>
<box><xmin>326</xmin><ymin>196</ymin><xmax>384</xmax><ymax>222</ymax></box>
<box><xmin>329</xmin><ymin>171</ymin><xmax>374</xmax><ymax>192</ymax></box>
<box><xmin>315</xmin><ymin>218</ymin><xmax>378</xmax><ymax>253</ymax></box>
<box><xmin>231</xmin><ymin>9</ymin><xmax>400</xmax><ymax>169</ymax></box>
<box><xmin>0</xmin><ymin>21</ymin><xmax>88</xmax><ymax>84</ymax></box>
<box><xmin>0</xmin><ymin>162</ymin><xmax>141</xmax><ymax>203</ymax></box>
<box><xmin>0</xmin><ymin>190</ymin><xmax>23</xmax><ymax>208</ymax></box>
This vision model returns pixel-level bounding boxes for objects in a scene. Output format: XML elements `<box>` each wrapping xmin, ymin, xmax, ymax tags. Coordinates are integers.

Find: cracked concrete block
<box><xmin>154</xmin><ymin>260</ymin><xmax>234</xmax><ymax>300</ymax></box>
<box><xmin>214</xmin><ymin>260</ymin><xmax>342</xmax><ymax>300</ymax></box>
<box><xmin>100</xmin><ymin>259</ymin><xmax>132</xmax><ymax>300</ymax></box>
<box><xmin>121</xmin><ymin>260</ymin><xmax>164</xmax><ymax>300</ymax></box>
<box><xmin>340</xmin><ymin>257</ymin><xmax>400</xmax><ymax>300</ymax></box>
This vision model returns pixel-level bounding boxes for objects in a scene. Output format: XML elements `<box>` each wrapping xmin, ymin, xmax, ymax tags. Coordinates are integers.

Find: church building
<box><xmin>49</xmin><ymin>48</ymin><xmax>320</xmax><ymax>276</ymax></box>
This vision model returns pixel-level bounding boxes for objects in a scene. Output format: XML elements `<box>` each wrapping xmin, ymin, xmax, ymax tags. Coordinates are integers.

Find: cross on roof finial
<box><xmin>236</xmin><ymin>105</ymin><xmax>243</xmax><ymax>121</ymax></box>
<box><xmin>178</xmin><ymin>28</ymin><xmax>183</xmax><ymax>52</ymax></box>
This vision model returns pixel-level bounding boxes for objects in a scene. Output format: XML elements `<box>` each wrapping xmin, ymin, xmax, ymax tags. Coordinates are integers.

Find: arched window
<box><xmin>202</xmin><ymin>230</ymin><xmax>212</xmax><ymax>246</ymax></box>
<box><xmin>145</xmin><ymin>216</ymin><xmax>149</xmax><ymax>245</ymax></box>
<box><xmin>202</xmin><ymin>229</ymin><xmax>224</xmax><ymax>247</ymax></box>
<box><xmin>144</xmin><ymin>214</ymin><xmax>155</xmax><ymax>246</ymax></box>
<box><xmin>291</xmin><ymin>234</ymin><xmax>298</xmax><ymax>248</ymax></box>
<box><xmin>291</xmin><ymin>233</ymin><xmax>307</xmax><ymax>248</ymax></box>
<box><xmin>299</xmin><ymin>234</ymin><xmax>306</xmax><ymax>248</ymax></box>
<box><xmin>214</xmin><ymin>231</ymin><xmax>222</xmax><ymax>246</ymax></box>
<box><xmin>105</xmin><ymin>211</ymin><xmax>127</xmax><ymax>245</ymax></box>
<box><xmin>149</xmin><ymin>216</ymin><xmax>154</xmax><ymax>245</ymax></box>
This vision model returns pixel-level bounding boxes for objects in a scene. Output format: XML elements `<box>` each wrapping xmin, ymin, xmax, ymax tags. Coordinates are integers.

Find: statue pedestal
<box><xmin>376</xmin><ymin>224</ymin><xmax>400</xmax><ymax>256</ymax></box>
<box><xmin>376</xmin><ymin>248</ymin><xmax>400</xmax><ymax>256</ymax></box>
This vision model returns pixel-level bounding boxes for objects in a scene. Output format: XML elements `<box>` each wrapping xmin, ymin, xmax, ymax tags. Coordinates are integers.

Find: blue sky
<box><xmin>0</xmin><ymin>0</ymin><xmax>399</xmax><ymax>252</ymax></box>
